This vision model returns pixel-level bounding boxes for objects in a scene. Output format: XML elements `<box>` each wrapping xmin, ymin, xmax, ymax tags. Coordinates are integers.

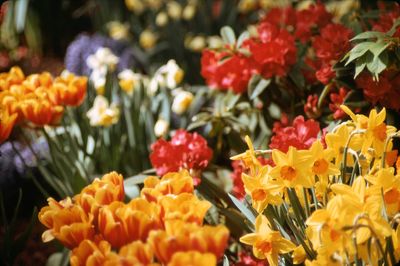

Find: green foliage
<box><xmin>344</xmin><ymin>19</ymin><xmax>400</xmax><ymax>80</ymax></box>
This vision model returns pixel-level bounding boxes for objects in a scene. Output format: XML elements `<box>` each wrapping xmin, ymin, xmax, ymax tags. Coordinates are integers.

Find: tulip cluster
<box><xmin>0</xmin><ymin>67</ymin><xmax>87</xmax><ymax>142</ymax></box>
<box><xmin>232</xmin><ymin>105</ymin><xmax>400</xmax><ymax>265</ymax></box>
<box><xmin>38</xmin><ymin>170</ymin><xmax>229</xmax><ymax>265</ymax></box>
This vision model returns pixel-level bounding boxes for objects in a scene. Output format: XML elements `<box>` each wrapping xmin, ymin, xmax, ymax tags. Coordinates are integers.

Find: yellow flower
<box><xmin>325</xmin><ymin>123</ymin><xmax>360</xmax><ymax>167</ymax></box>
<box><xmin>238</xmin><ymin>0</ymin><xmax>258</xmax><ymax>13</ymax></box>
<box><xmin>125</xmin><ymin>0</ymin><xmax>145</xmax><ymax>14</ymax></box>
<box><xmin>38</xmin><ymin>197</ymin><xmax>95</xmax><ymax>249</ymax></box>
<box><xmin>141</xmin><ymin>170</ymin><xmax>194</xmax><ymax>202</ymax></box>
<box><xmin>107</xmin><ymin>21</ymin><xmax>130</xmax><ymax>40</ymax></box>
<box><xmin>269</xmin><ymin>146</ymin><xmax>314</xmax><ymax>188</ymax></box>
<box><xmin>97</xmin><ymin>199</ymin><xmax>162</xmax><ymax>248</ymax></box>
<box><xmin>104</xmin><ymin>241</ymin><xmax>155</xmax><ymax>265</ymax></box>
<box><xmin>182</xmin><ymin>3</ymin><xmax>196</xmax><ymax>20</ymax></box>
<box><xmin>149</xmin><ymin>220</ymin><xmax>229</xmax><ymax>264</ymax></box>
<box><xmin>86</xmin><ymin>95</ymin><xmax>120</xmax><ymax>127</ymax></box>
<box><xmin>341</xmin><ymin>105</ymin><xmax>396</xmax><ymax>156</ymax></box>
<box><xmin>242</xmin><ymin>165</ymin><xmax>283</xmax><ymax>213</ymax></box>
<box><xmin>159</xmin><ymin>193</ymin><xmax>211</xmax><ymax>225</ymax></box>
<box><xmin>365</xmin><ymin>168</ymin><xmax>400</xmax><ymax>216</ymax></box>
<box><xmin>155</xmin><ymin>12</ymin><xmax>169</xmax><ymax>26</ymax></box>
<box><xmin>231</xmin><ymin>136</ymin><xmax>263</xmax><ymax>176</ymax></box>
<box><xmin>292</xmin><ymin>245</ymin><xmax>307</xmax><ymax>264</ymax></box>
<box><xmin>168</xmin><ymin>251</ymin><xmax>216</xmax><ymax>266</ymax></box>
<box><xmin>309</xmin><ymin>140</ymin><xmax>340</xmax><ymax>186</ymax></box>
<box><xmin>118</xmin><ymin>69</ymin><xmax>142</xmax><ymax>95</ymax></box>
<box><xmin>240</xmin><ymin>215</ymin><xmax>295</xmax><ymax>266</ymax></box>
<box><xmin>70</xmin><ymin>239</ymin><xmax>112</xmax><ymax>266</ymax></box>
<box><xmin>140</xmin><ymin>29</ymin><xmax>157</xmax><ymax>50</ymax></box>
<box><xmin>392</xmin><ymin>224</ymin><xmax>400</xmax><ymax>261</ymax></box>
<box><xmin>167</xmin><ymin>1</ymin><xmax>182</xmax><ymax>20</ymax></box>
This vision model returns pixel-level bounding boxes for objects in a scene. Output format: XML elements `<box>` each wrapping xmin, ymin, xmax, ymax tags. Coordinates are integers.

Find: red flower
<box><xmin>295</xmin><ymin>3</ymin><xmax>332</xmax><ymax>42</ymax></box>
<box><xmin>248</xmin><ymin>22</ymin><xmax>297</xmax><ymax>79</ymax></box>
<box><xmin>150</xmin><ymin>130</ymin><xmax>213</xmax><ymax>181</ymax></box>
<box><xmin>312</xmin><ymin>23</ymin><xmax>353</xmax><ymax>63</ymax></box>
<box><xmin>200</xmin><ymin>50</ymin><xmax>258</xmax><ymax>94</ymax></box>
<box><xmin>236</xmin><ymin>251</ymin><xmax>265</xmax><ymax>266</ymax></box>
<box><xmin>315</xmin><ymin>64</ymin><xmax>335</xmax><ymax>85</ymax></box>
<box><xmin>372</xmin><ymin>2</ymin><xmax>400</xmax><ymax>37</ymax></box>
<box><xmin>329</xmin><ymin>87</ymin><xmax>349</xmax><ymax>120</ymax></box>
<box><xmin>262</xmin><ymin>7</ymin><xmax>297</xmax><ymax>29</ymax></box>
<box><xmin>304</xmin><ymin>94</ymin><xmax>321</xmax><ymax>119</ymax></box>
<box><xmin>356</xmin><ymin>71</ymin><xmax>400</xmax><ymax>110</ymax></box>
<box><xmin>269</xmin><ymin>115</ymin><xmax>320</xmax><ymax>152</ymax></box>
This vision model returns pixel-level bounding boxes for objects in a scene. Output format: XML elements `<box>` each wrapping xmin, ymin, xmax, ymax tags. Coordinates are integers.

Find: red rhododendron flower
<box><xmin>372</xmin><ymin>2</ymin><xmax>400</xmax><ymax>37</ymax></box>
<box><xmin>315</xmin><ymin>64</ymin><xmax>336</xmax><ymax>84</ymax></box>
<box><xmin>247</xmin><ymin>22</ymin><xmax>297</xmax><ymax>78</ymax></box>
<box><xmin>295</xmin><ymin>3</ymin><xmax>332</xmax><ymax>42</ymax></box>
<box><xmin>200</xmin><ymin>50</ymin><xmax>258</xmax><ymax>94</ymax></box>
<box><xmin>150</xmin><ymin>130</ymin><xmax>213</xmax><ymax>181</ymax></box>
<box><xmin>269</xmin><ymin>115</ymin><xmax>320</xmax><ymax>152</ymax></box>
<box><xmin>329</xmin><ymin>87</ymin><xmax>350</xmax><ymax>120</ymax></box>
<box><xmin>262</xmin><ymin>6</ymin><xmax>296</xmax><ymax>29</ymax></box>
<box><xmin>236</xmin><ymin>251</ymin><xmax>265</xmax><ymax>266</ymax></box>
<box><xmin>312</xmin><ymin>23</ymin><xmax>353</xmax><ymax>63</ymax></box>
<box><xmin>304</xmin><ymin>94</ymin><xmax>321</xmax><ymax>119</ymax></box>
<box><xmin>356</xmin><ymin>71</ymin><xmax>400</xmax><ymax>110</ymax></box>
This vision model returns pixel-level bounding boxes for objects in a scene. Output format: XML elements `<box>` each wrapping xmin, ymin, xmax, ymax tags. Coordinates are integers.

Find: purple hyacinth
<box><xmin>65</xmin><ymin>33</ymin><xmax>143</xmax><ymax>76</ymax></box>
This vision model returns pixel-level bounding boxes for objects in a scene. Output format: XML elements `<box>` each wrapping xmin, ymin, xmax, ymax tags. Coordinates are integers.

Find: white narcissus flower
<box><xmin>148</xmin><ymin>73</ymin><xmax>165</xmax><ymax>95</ymax></box>
<box><xmin>86</xmin><ymin>47</ymin><xmax>119</xmax><ymax>72</ymax></box>
<box><xmin>118</xmin><ymin>69</ymin><xmax>143</xmax><ymax>95</ymax></box>
<box><xmin>167</xmin><ymin>1</ymin><xmax>182</xmax><ymax>20</ymax></box>
<box><xmin>172</xmin><ymin>90</ymin><xmax>194</xmax><ymax>115</ymax></box>
<box><xmin>207</xmin><ymin>36</ymin><xmax>224</xmax><ymax>49</ymax></box>
<box><xmin>159</xmin><ymin>60</ymin><xmax>184</xmax><ymax>89</ymax></box>
<box><xmin>182</xmin><ymin>3</ymin><xmax>196</xmax><ymax>20</ymax></box>
<box><xmin>154</xmin><ymin>118</ymin><xmax>169</xmax><ymax>137</ymax></box>
<box><xmin>87</xmin><ymin>95</ymin><xmax>120</xmax><ymax>127</ymax></box>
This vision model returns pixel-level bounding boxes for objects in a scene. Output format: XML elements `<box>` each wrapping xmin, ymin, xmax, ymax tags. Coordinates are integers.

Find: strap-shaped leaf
<box><xmin>220</xmin><ymin>26</ymin><xmax>236</xmax><ymax>45</ymax></box>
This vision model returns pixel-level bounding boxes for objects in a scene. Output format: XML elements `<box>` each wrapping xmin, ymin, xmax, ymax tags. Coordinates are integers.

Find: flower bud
<box><xmin>155</xmin><ymin>12</ymin><xmax>169</xmax><ymax>26</ymax></box>
<box><xmin>172</xmin><ymin>90</ymin><xmax>193</xmax><ymax>115</ymax></box>
<box><xmin>154</xmin><ymin>118</ymin><xmax>169</xmax><ymax>137</ymax></box>
<box><xmin>167</xmin><ymin>1</ymin><xmax>182</xmax><ymax>20</ymax></box>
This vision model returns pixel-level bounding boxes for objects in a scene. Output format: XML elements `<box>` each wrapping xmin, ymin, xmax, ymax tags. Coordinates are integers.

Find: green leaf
<box><xmin>354</xmin><ymin>52</ymin><xmax>373</xmax><ymax>78</ymax></box>
<box><xmin>248</xmin><ymin>77</ymin><xmax>271</xmax><ymax>100</ymax></box>
<box><xmin>350</xmin><ymin>31</ymin><xmax>385</xmax><ymax>41</ymax></box>
<box><xmin>223</xmin><ymin>255</ymin><xmax>229</xmax><ymax>266</ymax></box>
<box><xmin>220</xmin><ymin>26</ymin><xmax>236</xmax><ymax>45</ymax></box>
<box><xmin>369</xmin><ymin>41</ymin><xmax>390</xmax><ymax>58</ymax></box>
<box><xmin>268</xmin><ymin>102</ymin><xmax>281</xmax><ymax>119</ymax></box>
<box><xmin>387</xmin><ymin>18</ymin><xmax>400</xmax><ymax>36</ymax></box>
<box><xmin>14</xmin><ymin>0</ymin><xmax>29</xmax><ymax>33</ymax></box>
<box><xmin>366</xmin><ymin>51</ymin><xmax>388</xmax><ymax>79</ymax></box>
<box><xmin>124</xmin><ymin>174</ymin><xmax>148</xmax><ymax>186</ymax></box>
<box><xmin>345</xmin><ymin>42</ymin><xmax>375</xmax><ymax>65</ymax></box>
<box><xmin>228</xmin><ymin>193</ymin><xmax>256</xmax><ymax>225</ymax></box>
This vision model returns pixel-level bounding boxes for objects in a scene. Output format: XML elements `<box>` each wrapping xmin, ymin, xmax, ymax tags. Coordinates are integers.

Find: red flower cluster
<box><xmin>263</xmin><ymin>4</ymin><xmax>332</xmax><ymax>43</ymax></box>
<box><xmin>200</xmin><ymin>21</ymin><xmax>296</xmax><ymax>94</ymax></box>
<box><xmin>201</xmin><ymin>50</ymin><xmax>258</xmax><ymax>94</ymax></box>
<box><xmin>269</xmin><ymin>115</ymin><xmax>320</xmax><ymax>152</ymax></box>
<box><xmin>372</xmin><ymin>2</ymin><xmax>400</xmax><ymax>37</ymax></box>
<box><xmin>304</xmin><ymin>94</ymin><xmax>321</xmax><ymax>119</ymax></box>
<box><xmin>150</xmin><ymin>129</ymin><xmax>213</xmax><ymax>181</ymax></box>
<box><xmin>236</xmin><ymin>251</ymin><xmax>265</xmax><ymax>266</ymax></box>
<box><xmin>356</xmin><ymin>71</ymin><xmax>400</xmax><ymax>110</ymax></box>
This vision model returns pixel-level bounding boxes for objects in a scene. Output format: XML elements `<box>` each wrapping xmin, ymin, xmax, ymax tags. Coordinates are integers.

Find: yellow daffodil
<box><xmin>139</xmin><ymin>29</ymin><xmax>157</xmax><ymax>50</ymax></box>
<box><xmin>309</xmin><ymin>140</ymin><xmax>340</xmax><ymax>186</ymax></box>
<box><xmin>365</xmin><ymin>168</ymin><xmax>400</xmax><ymax>216</ymax></box>
<box><xmin>242</xmin><ymin>165</ymin><xmax>283</xmax><ymax>213</ymax></box>
<box><xmin>118</xmin><ymin>69</ymin><xmax>143</xmax><ymax>95</ymax></box>
<box><xmin>341</xmin><ymin>105</ymin><xmax>396</xmax><ymax>156</ymax></box>
<box><xmin>269</xmin><ymin>146</ymin><xmax>314</xmax><ymax>188</ymax></box>
<box><xmin>240</xmin><ymin>215</ymin><xmax>295</xmax><ymax>266</ymax></box>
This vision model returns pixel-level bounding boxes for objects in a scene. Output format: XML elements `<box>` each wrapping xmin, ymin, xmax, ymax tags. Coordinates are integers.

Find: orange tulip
<box><xmin>97</xmin><ymin>199</ymin><xmax>162</xmax><ymax>248</ymax></box>
<box><xmin>70</xmin><ymin>239</ymin><xmax>112</xmax><ymax>266</ymax></box>
<box><xmin>20</xmin><ymin>97</ymin><xmax>64</xmax><ymax>126</ymax></box>
<box><xmin>103</xmin><ymin>241</ymin><xmax>155</xmax><ymax>266</ymax></box>
<box><xmin>74</xmin><ymin>171</ymin><xmax>125</xmax><ymax>217</ymax></box>
<box><xmin>141</xmin><ymin>171</ymin><xmax>194</xmax><ymax>202</ymax></box>
<box><xmin>0</xmin><ymin>107</ymin><xmax>17</xmax><ymax>143</ymax></box>
<box><xmin>38</xmin><ymin>197</ymin><xmax>95</xmax><ymax>249</ymax></box>
<box><xmin>167</xmin><ymin>251</ymin><xmax>217</xmax><ymax>266</ymax></box>
<box><xmin>52</xmin><ymin>75</ymin><xmax>87</xmax><ymax>106</ymax></box>
<box><xmin>148</xmin><ymin>220</ymin><xmax>229</xmax><ymax>264</ymax></box>
<box><xmin>159</xmin><ymin>193</ymin><xmax>211</xmax><ymax>225</ymax></box>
